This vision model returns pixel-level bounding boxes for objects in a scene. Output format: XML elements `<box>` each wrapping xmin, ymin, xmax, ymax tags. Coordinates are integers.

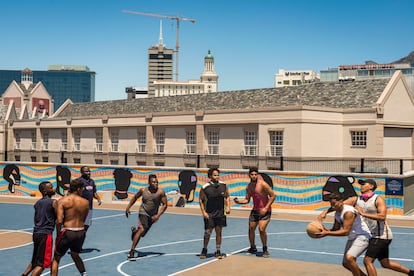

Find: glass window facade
<box><xmin>0</xmin><ymin>68</ymin><xmax>95</xmax><ymax>110</ymax></box>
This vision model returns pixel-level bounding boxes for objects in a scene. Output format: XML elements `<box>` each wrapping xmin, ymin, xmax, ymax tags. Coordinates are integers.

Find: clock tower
<box><xmin>200</xmin><ymin>50</ymin><xmax>218</xmax><ymax>92</ymax></box>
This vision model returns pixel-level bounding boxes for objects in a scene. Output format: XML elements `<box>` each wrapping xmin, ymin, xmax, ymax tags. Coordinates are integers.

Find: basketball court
<box><xmin>1</xmin><ymin>196</ymin><xmax>413</xmax><ymax>275</ymax></box>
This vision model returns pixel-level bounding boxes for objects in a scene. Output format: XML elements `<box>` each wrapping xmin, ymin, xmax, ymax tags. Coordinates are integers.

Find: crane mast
<box><xmin>122</xmin><ymin>9</ymin><xmax>195</xmax><ymax>81</ymax></box>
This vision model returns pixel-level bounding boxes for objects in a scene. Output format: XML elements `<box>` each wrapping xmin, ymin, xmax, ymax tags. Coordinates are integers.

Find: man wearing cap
<box><xmin>356</xmin><ymin>178</ymin><xmax>414</xmax><ymax>276</ymax></box>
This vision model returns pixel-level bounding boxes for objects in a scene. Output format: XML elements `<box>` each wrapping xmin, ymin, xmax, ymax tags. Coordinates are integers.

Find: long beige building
<box><xmin>2</xmin><ymin>71</ymin><xmax>414</xmax><ymax>172</ymax></box>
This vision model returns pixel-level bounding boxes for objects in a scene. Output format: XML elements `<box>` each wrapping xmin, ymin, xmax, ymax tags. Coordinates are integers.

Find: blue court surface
<box><xmin>1</xmin><ymin>202</ymin><xmax>413</xmax><ymax>275</ymax></box>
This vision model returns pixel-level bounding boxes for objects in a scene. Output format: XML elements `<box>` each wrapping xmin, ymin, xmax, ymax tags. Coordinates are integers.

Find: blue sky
<box><xmin>1</xmin><ymin>0</ymin><xmax>413</xmax><ymax>101</ymax></box>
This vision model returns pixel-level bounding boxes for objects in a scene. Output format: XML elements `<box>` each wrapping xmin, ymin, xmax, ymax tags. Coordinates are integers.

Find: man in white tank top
<box><xmin>318</xmin><ymin>193</ymin><xmax>371</xmax><ymax>276</ymax></box>
<box><xmin>356</xmin><ymin>179</ymin><xmax>414</xmax><ymax>276</ymax></box>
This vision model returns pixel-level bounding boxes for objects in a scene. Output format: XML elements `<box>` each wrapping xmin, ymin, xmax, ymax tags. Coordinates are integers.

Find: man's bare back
<box><xmin>57</xmin><ymin>194</ymin><xmax>89</xmax><ymax>229</ymax></box>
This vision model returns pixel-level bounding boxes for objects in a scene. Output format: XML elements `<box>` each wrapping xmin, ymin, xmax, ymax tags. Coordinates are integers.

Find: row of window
<box><xmin>12</xmin><ymin>130</ymin><xmax>368</xmax><ymax>155</ymax></box>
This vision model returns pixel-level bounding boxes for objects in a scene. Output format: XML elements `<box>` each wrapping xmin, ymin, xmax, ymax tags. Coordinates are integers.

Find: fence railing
<box><xmin>5</xmin><ymin>149</ymin><xmax>413</xmax><ymax>174</ymax></box>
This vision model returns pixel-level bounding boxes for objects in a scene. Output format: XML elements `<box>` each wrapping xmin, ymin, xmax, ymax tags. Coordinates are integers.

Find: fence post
<box><xmin>361</xmin><ymin>158</ymin><xmax>365</xmax><ymax>173</ymax></box>
<box><xmin>400</xmin><ymin>159</ymin><xmax>403</xmax><ymax>175</ymax></box>
<box><xmin>60</xmin><ymin>151</ymin><xmax>65</xmax><ymax>163</ymax></box>
<box><xmin>280</xmin><ymin>156</ymin><xmax>284</xmax><ymax>171</ymax></box>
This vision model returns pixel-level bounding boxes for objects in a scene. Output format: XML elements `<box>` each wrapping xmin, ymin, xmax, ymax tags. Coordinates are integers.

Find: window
<box><xmin>155</xmin><ymin>132</ymin><xmax>165</xmax><ymax>153</ymax></box>
<box><xmin>268</xmin><ymin>131</ymin><xmax>283</xmax><ymax>156</ymax></box>
<box><xmin>74</xmin><ymin>158</ymin><xmax>81</xmax><ymax>164</ymax></box>
<box><xmin>283</xmin><ymin>80</ymin><xmax>290</xmax><ymax>85</ymax></box>
<box><xmin>95</xmin><ymin>131</ymin><xmax>103</xmax><ymax>152</ymax></box>
<box><xmin>244</xmin><ymin>131</ymin><xmax>257</xmax><ymax>156</ymax></box>
<box><xmin>185</xmin><ymin>131</ymin><xmax>196</xmax><ymax>154</ymax></box>
<box><xmin>111</xmin><ymin>131</ymin><xmax>119</xmax><ymax>152</ymax></box>
<box><xmin>42</xmin><ymin>132</ymin><xmax>49</xmax><ymax>150</ymax></box>
<box><xmin>137</xmin><ymin>132</ymin><xmax>146</xmax><ymax>153</ymax></box>
<box><xmin>73</xmin><ymin>132</ymin><xmax>81</xmax><ymax>151</ymax></box>
<box><xmin>351</xmin><ymin>130</ymin><xmax>367</xmax><ymax>148</ymax></box>
<box><xmin>14</xmin><ymin>132</ymin><xmax>21</xmax><ymax>150</ymax></box>
<box><xmin>207</xmin><ymin>130</ymin><xmax>219</xmax><ymax>155</ymax></box>
<box><xmin>31</xmin><ymin>131</ymin><xmax>36</xmax><ymax>150</ymax></box>
<box><xmin>61</xmin><ymin>132</ymin><xmax>67</xmax><ymax>151</ymax></box>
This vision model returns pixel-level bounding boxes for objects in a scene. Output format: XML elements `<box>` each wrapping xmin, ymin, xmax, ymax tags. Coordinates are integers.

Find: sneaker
<box><xmin>246</xmin><ymin>246</ymin><xmax>257</xmax><ymax>255</ymax></box>
<box><xmin>199</xmin><ymin>248</ymin><xmax>207</xmax><ymax>259</ymax></box>
<box><xmin>131</xmin><ymin>226</ymin><xmax>137</xmax><ymax>241</ymax></box>
<box><xmin>215</xmin><ymin>250</ymin><xmax>222</xmax><ymax>259</ymax></box>
<box><xmin>127</xmin><ymin>251</ymin><xmax>137</xmax><ymax>261</ymax></box>
<box><xmin>262</xmin><ymin>246</ymin><xmax>269</xmax><ymax>258</ymax></box>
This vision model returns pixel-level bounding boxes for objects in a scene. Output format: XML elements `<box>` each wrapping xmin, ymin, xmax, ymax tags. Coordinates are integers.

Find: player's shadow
<box><xmin>80</xmin><ymin>248</ymin><xmax>101</xmax><ymax>253</ymax></box>
<box><xmin>134</xmin><ymin>251</ymin><xmax>164</xmax><ymax>258</ymax></box>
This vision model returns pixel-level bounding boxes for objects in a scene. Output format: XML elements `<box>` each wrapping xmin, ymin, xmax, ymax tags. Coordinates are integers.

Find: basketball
<box><xmin>306</xmin><ymin>221</ymin><xmax>324</xmax><ymax>238</ymax></box>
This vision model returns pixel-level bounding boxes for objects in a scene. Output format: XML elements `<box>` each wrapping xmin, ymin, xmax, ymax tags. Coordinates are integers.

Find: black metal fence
<box><xmin>6</xmin><ymin>150</ymin><xmax>412</xmax><ymax>175</ymax></box>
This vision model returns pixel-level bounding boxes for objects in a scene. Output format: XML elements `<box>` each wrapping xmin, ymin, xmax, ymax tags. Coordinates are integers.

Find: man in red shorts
<box><xmin>22</xmin><ymin>181</ymin><xmax>57</xmax><ymax>276</ymax></box>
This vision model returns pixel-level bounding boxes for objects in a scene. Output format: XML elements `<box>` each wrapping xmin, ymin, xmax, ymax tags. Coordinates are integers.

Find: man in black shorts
<box><xmin>51</xmin><ymin>179</ymin><xmax>90</xmax><ymax>276</ymax></box>
<box><xmin>199</xmin><ymin>168</ymin><xmax>230</xmax><ymax>259</ymax></box>
<box><xmin>22</xmin><ymin>181</ymin><xmax>57</xmax><ymax>276</ymax></box>
<box><xmin>125</xmin><ymin>174</ymin><xmax>168</xmax><ymax>260</ymax></box>
<box><xmin>355</xmin><ymin>179</ymin><xmax>414</xmax><ymax>276</ymax></box>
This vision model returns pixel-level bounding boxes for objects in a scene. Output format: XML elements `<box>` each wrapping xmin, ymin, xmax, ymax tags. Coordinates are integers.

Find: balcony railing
<box><xmin>95</xmin><ymin>143</ymin><xmax>103</xmax><ymax>152</ymax></box>
<box><xmin>206</xmin><ymin>144</ymin><xmax>219</xmax><ymax>155</ymax></box>
<box><xmin>42</xmin><ymin>143</ymin><xmax>49</xmax><ymax>150</ymax></box>
<box><xmin>242</xmin><ymin>145</ymin><xmax>257</xmax><ymax>156</ymax></box>
<box><xmin>266</xmin><ymin>145</ymin><xmax>283</xmax><ymax>157</ymax></box>
<box><xmin>61</xmin><ymin>143</ymin><xmax>68</xmax><ymax>151</ymax></box>
<box><xmin>155</xmin><ymin>144</ymin><xmax>165</xmax><ymax>154</ymax></box>
<box><xmin>111</xmin><ymin>143</ymin><xmax>119</xmax><ymax>152</ymax></box>
<box><xmin>185</xmin><ymin>144</ymin><xmax>196</xmax><ymax>155</ymax></box>
<box><xmin>73</xmin><ymin>143</ymin><xmax>81</xmax><ymax>152</ymax></box>
<box><xmin>136</xmin><ymin>144</ymin><xmax>146</xmax><ymax>153</ymax></box>
<box><xmin>14</xmin><ymin>142</ymin><xmax>21</xmax><ymax>150</ymax></box>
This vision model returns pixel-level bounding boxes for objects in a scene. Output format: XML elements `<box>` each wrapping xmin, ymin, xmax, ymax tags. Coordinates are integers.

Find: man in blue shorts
<box><xmin>22</xmin><ymin>181</ymin><xmax>57</xmax><ymax>276</ymax></box>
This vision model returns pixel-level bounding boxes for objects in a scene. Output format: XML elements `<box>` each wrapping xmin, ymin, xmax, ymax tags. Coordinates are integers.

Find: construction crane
<box><xmin>122</xmin><ymin>9</ymin><xmax>195</xmax><ymax>81</ymax></box>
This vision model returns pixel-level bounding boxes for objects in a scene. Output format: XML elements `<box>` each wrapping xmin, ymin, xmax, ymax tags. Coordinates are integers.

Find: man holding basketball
<box><xmin>318</xmin><ymin>193</ymin><xmax>371</xmax><ymax>276</ymax></box>
<box><xmin>234</xmin><ymin>167</ymin><xmax>276</xmax><ymax>258</ymax></box>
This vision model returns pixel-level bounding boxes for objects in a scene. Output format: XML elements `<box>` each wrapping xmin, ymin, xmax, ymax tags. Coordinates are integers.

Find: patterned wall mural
<box><xmin>0</xmin><ymin>163</ymin><xmax>404</xmax><ymax>215</ymax></box>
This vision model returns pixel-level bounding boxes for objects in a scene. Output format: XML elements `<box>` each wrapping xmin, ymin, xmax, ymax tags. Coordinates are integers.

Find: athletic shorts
<box><xmin>249</xmin><ymin>210</ymin><xmax>271</xmax><ymax>222</ymax></box>
<box><xmin>84</xmin><ymin>209</ymin><xmax>92</xmax><ymax>226</ymax></box>
<box><xmin>139</xmin><ymin>214</ymin><xmax>154</xmax><ymax>237</ymax></box>
<box><xmin>343</xmin><ymin>235</ymin><xmax>369</xmax><ymax>259</ymax></box>
<box><xmin>31</xmin><ymin>233</ymin><xmax>53</xmax><ymax>268</ymax></box>
<box><xmin>204</xmin><ymin>215</ymin><xmax>227</xmax><ymax>230</ymax></box>
<box><xmin>365</xmin><ymin>238</ymin><xmax>391</xmax><ymax>260</ymax></box>
<box><xmin>54</xmin><ymin>229</ymin><xmax>86</xmax><ymax>256</ymax></box>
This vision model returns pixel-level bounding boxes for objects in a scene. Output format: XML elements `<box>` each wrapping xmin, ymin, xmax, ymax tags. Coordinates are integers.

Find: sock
<box><xmin>216</xmin><ymin>244</ymin><xmax>221</xmax><ymax>251</ymax></box>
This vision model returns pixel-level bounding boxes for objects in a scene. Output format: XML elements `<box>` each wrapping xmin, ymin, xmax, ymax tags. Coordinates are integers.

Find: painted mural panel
<box><xmin>0</xmin><ymin>163</ymin><xmax>404</xmax><ymax>215</ymax></box>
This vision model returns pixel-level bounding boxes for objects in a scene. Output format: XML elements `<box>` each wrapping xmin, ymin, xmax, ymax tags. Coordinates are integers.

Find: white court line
<box><xmin>36</xmin><ymin>211</ymin><xmax>414</xmax><ymax>275</ymax></box>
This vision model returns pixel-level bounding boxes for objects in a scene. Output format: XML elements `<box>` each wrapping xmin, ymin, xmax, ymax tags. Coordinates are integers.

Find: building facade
<box><xmin>153</xmin><ymin>50</ymin><xmax>218</xmax><ymax>97</ymax></box>
<box><xmin>274</xmin><ymin>69</ymin><xmax>319</xmax><ymax>87</ymax></box>
<box><xmin>3</xmin><ymin>71</ymin><xmax>414</xmax><ymax>173</ymax></box>
<box><xmin>0</xmin><ymin>65</ymin><xmax>95</xmax><ymax>109</ymax></box>
<box><xmin>320</xmin><ymin>62</ymin><xmax>414</xmax><ymax>93</ymax></box>
<box><xmin>147</xmin><ymin>29</ymin><xmax>174</xmax><ymax>97</ymax></box>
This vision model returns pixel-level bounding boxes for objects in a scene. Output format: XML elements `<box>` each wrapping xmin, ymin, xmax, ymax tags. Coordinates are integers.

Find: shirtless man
<box><xmin>234</xmin><ymin>167</ymin><xmax>276</xmax><ymax>257</ymax></box>
<box><xmin>51</xmin><ymin>179</ymin><xmax>89</xmax><ymax>276</ymax></box>
<box><xmin>125</xmin><ymin>174</ymin><xmax>168</xmax><ymax>260</ymax></box>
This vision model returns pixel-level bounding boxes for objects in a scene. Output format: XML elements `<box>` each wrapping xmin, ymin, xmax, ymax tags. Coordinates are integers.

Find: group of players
<box><xmin>20</xmin><ymin>165</ymin><xmax>413</xmax><ymax>275</ymax></box>
<box><xmin>316</xmin><ymin>179</ymin><xmax>414</xmax><ymax>276</ymax></box>
<box><xmin>22</xmin><ymin>166</ymin><xmax>100</xmax><ymax>276</ymax></box>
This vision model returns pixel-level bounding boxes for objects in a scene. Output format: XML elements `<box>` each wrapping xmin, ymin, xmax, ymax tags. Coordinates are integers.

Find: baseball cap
<box><xmin>358</xmin><ymin>178</ymin><xmax>377</xmax><ymax>190</ymax></box>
